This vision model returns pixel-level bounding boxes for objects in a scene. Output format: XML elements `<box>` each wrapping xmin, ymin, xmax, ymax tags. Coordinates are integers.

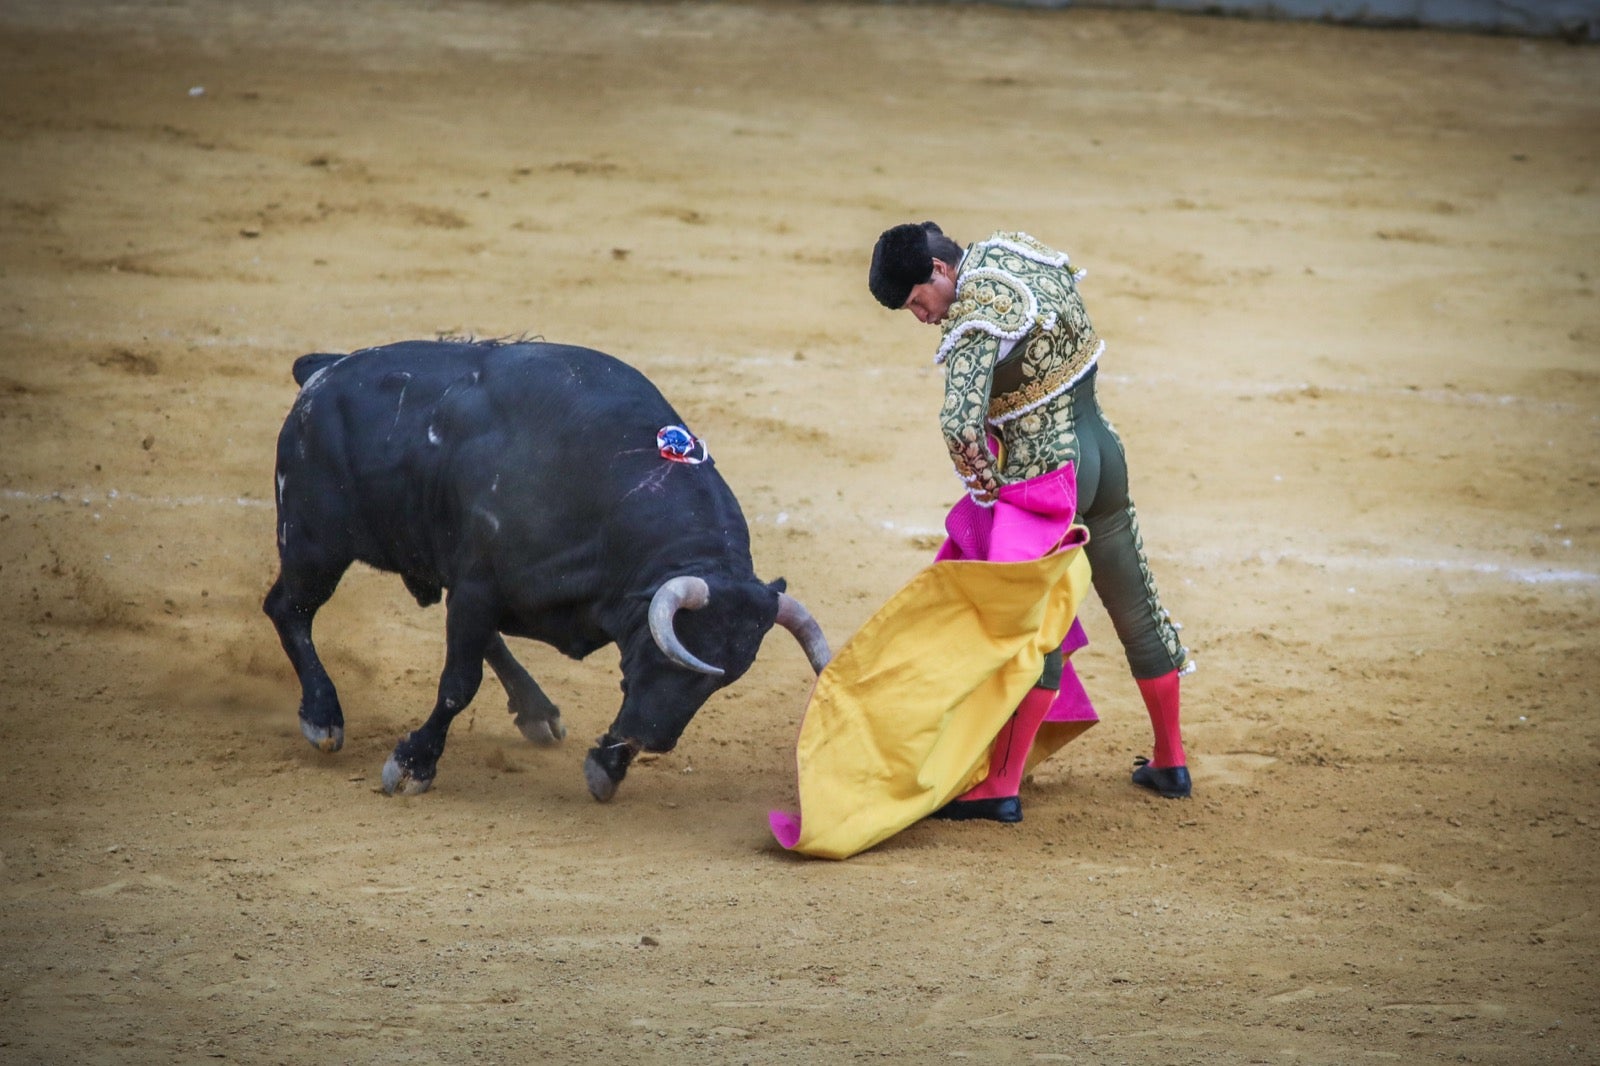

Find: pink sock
<box><xmin>1136</xmin><ymin>670</ymin><xmax>1186</xmax><ymax>768</ymax></box>
<box><xmin>961</xmin><ymin>686</ymin><xmax>1055</xmax><ymax>800</ymax></box>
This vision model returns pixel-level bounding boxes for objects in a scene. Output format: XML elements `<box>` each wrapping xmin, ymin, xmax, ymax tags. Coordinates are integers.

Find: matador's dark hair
<box><xmin>869</xmin><ymin>221</ymin><xmax>962</xmax><ymax>308</ymax></box>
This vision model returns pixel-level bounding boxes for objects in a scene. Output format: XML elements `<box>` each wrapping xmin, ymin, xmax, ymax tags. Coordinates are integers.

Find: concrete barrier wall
<box><xmin>998</xmin><ymin>0</ymin><xmax>1600</xmax><ymax>39</ymax></box>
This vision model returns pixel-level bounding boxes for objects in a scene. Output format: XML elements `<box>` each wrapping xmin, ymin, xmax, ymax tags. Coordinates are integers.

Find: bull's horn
<box><xmin>648</xmin><ymin>576</ymin><xmax>725</xmax><ymax>677</ymax></box>
<box><xmin>776</xmin><ymin>593</ymin><xmax>831</xmax><ymax>674</ymax></box>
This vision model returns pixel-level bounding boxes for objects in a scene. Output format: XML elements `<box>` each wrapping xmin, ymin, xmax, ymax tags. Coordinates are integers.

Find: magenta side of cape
<box><xmin>936</xmin><ymin>466</ymin><xmax>1095</xmax><ymax>724</ymax></box>
<box><xmin>769</xmin><ymin>466</ymin><xmax>1098</xmax><ymax>852</ymax></box>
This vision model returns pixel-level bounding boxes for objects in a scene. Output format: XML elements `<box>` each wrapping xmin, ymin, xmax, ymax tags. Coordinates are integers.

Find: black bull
<box><xmin>263</xmin><ymin>339</ymin><xmax>830</xmax><ymax>801</ymax></box>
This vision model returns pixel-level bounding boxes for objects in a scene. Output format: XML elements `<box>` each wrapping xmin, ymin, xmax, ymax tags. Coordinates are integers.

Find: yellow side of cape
<box><xmin>784</xmin><ymin>544</ymin><xmax>1091</xmax><ymax>860</ymax></box>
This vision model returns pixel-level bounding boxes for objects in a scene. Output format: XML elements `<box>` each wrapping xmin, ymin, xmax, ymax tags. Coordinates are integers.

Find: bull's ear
<box><xmin>765</xmin><ymin>577</ymin><xmax>788</xmax><ymax>595</ymax></box>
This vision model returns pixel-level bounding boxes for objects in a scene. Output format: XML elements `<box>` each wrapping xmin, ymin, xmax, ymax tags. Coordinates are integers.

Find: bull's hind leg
<box><xmin>485</xmin><ymin>635</ymin><xmax>567</xmax><ymax>745</ymax></box>
<box><xmin>382</xmin><ymin>582</ymin><xmax>498</xmax><ymax>795</ymax></box>
<box><xmin>263</xmin><ymin>559</ymin><xmax>350</xmax><ymax>752</ymax></box>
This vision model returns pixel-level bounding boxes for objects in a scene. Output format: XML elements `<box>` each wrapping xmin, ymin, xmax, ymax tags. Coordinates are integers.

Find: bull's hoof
<box><xmin>515</xmin><ymin>713</ymin><xmax>567</xmax><ymax>746</ymax></box>
<box><xmin>299</xmin><ymin>718</ymin><xmax>345</xmax><ymax>753</ymax></box>
<box><xmin>381</xmin><ymin>753</ymin><xmax>434</xmax><ymax>796</ymax></box>
<box><xmin>584</xmin><ymin>753</ymin><xmax>620</xmax><ymax>803</ymax></box>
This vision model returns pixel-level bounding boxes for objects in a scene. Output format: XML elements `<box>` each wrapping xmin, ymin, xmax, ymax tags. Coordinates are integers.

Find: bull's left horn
<box><xmin>648</xmin><ymin>576</ymin><xmax>725</xmax><ymax>677</ymax></box>
<box><xmin>776</xmin><ymin>593</ymin><xmax>831</xmax><ymax>674</ymax></box>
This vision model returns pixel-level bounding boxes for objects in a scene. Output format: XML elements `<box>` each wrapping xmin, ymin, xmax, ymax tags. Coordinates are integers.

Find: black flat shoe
<box><xmin>1132</xmin><ymin>757</ymin><xmax>1191</xmax><ymax>799</ymax></box>
<box><xmin>931</xmin><ymin>795</ymin><xmax>1023</xmax><ymax>823</ymax></box>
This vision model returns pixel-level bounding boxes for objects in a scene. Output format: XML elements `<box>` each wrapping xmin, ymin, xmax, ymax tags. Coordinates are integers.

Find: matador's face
<box><xmin>903</xmin><ymin>258</ymin><xmax>958</xmax><ymax>325</ymax></box>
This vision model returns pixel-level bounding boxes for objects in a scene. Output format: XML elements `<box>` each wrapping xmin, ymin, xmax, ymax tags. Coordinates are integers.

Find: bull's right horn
<box><xmin>648</xmin><ymin>576</ymin><xmax>725</xmax><ymax>677</ymax></box>
<box><xmin>776</xmin><ymin>593</ymin><xmax>831</xmax><ymax>674</ymax></box>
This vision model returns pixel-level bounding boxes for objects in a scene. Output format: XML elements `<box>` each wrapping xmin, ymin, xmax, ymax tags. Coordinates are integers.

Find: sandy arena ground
<box><xmin>1</xmin><ymin>2</ymin><xmax>1597</xmax><ymax>1063</ymax></box>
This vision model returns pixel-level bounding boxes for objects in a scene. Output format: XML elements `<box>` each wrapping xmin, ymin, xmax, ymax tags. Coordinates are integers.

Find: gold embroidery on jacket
<box><xmin>987</xmin><ymin>333</ymin><xmax>1102</xmax><ymax>424</ymax></box>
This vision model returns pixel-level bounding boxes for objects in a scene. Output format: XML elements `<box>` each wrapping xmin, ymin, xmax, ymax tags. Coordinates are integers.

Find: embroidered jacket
<box><xmin>936</xmin><ymin>232</ymin><xmax>1103</xmax><ymax>504</ymax></box>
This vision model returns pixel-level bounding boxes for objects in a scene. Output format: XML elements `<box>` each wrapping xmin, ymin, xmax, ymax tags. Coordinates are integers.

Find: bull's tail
<box><xmin>292</xmin><ymin>352</ymin><xmax>346</xmax><ymax>386</ymax></box>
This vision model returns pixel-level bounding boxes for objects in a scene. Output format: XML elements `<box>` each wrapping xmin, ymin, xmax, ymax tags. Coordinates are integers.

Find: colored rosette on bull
<box><xmin>657</xmin><ymin>424</ymin><xmax>709</xmax><ymax>465</ymax></box>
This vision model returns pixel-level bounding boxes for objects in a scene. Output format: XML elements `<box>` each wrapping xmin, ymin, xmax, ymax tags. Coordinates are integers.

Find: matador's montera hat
<box><xmin>869</xmin><ymin>222</ymin><xmax>937</xmax><ymax>309</ymax></box>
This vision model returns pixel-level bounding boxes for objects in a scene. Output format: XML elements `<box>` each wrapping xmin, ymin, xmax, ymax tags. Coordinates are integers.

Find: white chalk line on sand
<box><xmin>1188</xmin><ymin>546</ymin><xmax>1599</xmax><ymax>587</ymax></box>
<box><xmin>1093</xmin><ymin>372</ymin><xmax>1597</xmax><ymax>419</ymax></box>
<box><xmin>671</xmin><ymin>356</ymin><xmax>1597</xmax><ymax>419</ymax></box>
<box><xmin>856</xmin><ymin>528</ymin><xmax>1600</xmax><ymax>587</ymax></box>
<box><xmin>710</xmin><ymin>357</ymin><xmax>1595</xmax><ymax>419</ymax></box>
<box><xmin>836</xmin><ymin>518</ymin><xmax>1600</xmax><ymax>588</ymax></box>
<box><xmin>9</xmin><ymin>487</ymin><xmax>1596</xmax><ymax>587</ymax></box>
<box><xmin>2</xmin><ymin>488</ymin><xmax>272</xmax><ymax>510</ymax></box>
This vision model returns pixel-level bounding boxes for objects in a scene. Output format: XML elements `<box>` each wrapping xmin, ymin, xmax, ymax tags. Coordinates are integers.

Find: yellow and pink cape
<box><xmin>770</xmin><ymin>466</ymin><xmax>1097</xmax><ymax>860</ymax></box>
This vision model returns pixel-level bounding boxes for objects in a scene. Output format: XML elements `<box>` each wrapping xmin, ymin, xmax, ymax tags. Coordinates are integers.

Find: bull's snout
<box><xmin>584</xmin><ymin>735</ymin><xmax>640</xmax><ymax>802</ymax></box>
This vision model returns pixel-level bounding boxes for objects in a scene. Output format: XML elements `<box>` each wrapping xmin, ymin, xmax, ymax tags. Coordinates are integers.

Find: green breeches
<box><xmin>1045</xmin><ymin>371</ymin><xmax>1188</xmax><ymax>680</ymax></box>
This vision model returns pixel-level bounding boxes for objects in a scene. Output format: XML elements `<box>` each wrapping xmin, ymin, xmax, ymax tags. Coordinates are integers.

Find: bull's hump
<box><xmin>296</xmin><ymin>340</ymin><xmax>678</xmax><ymax>451</ymax></box>
<box><xmin>484</xmin><ymin>343</ymin><xmax>673</xmax><ymax>418</ymax></box>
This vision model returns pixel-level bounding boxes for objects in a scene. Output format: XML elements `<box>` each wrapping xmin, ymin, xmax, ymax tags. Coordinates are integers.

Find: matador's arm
<box><xmin>934</xmin><ymin>266</ymin><xmax>1036</xmax><ymax>505</ymax></box>
<box><xmin>938</xmin><ymin>329</ymin><xmax>1004</xmax><ymax>505</ymax></box>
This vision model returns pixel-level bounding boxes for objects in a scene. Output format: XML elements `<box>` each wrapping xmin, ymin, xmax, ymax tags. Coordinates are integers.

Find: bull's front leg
<box><xmin>382</xmin><ymin>585</ymin><xmax>497</xmax><ymax>796</ymax></box>
<box><xmin>485</xmin><ymin>634</ymin><xmax>567</xmax><ymax>745</ymax></box>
